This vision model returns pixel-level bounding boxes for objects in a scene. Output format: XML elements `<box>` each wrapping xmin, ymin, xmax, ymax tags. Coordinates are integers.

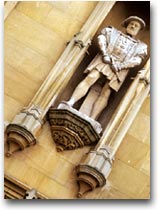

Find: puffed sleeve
<box><xmin>135</xmin><ymin>42</ymin><xmax>148</xmax><ymax>60</ymax></box>
<box><xmin>97</xmin><ymin>26</ymin><xmax>112</xmax><ymax>56</ymax></box>
<box><xmin>100</xmin><ymin>26</ymin><xmax>112</xmax><ymax>35</ymax></box>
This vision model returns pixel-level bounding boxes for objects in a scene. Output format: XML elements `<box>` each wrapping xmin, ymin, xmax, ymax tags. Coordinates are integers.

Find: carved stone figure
<box><xmin>67</xmin><ymin>16</ymin><xmax>148</xmax><ymax>120</ymax></box>
<box><xmin>48</xmin><ymin>16</ymin><xmax>147</xmax><ymax>152</ymax></box>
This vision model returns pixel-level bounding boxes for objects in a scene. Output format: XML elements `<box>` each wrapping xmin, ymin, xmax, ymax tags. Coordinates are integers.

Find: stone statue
<box><xmin>48</xmin><ymin>16</ymin><xmax>148</xmax><ymax>152</ymax></box>
<box><xmin>67</xmin><ymin>16</ymin><xmax>148</xmax><ymax>120</ymax></box>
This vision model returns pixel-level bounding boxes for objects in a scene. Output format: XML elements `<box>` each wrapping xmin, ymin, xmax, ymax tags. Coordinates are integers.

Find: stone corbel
<box><xmin>76</xmin><ymin>59</ymin><xmax>150</xmax><ymax>197</ymax></box>
<box><xmin>5</xmin><ymin>1</ymin><xmax>116</xmax><ymax>156</ymax></box>
<box><xmin>6</xmin><ymin>105</ymin><xmax>44</xmax><ymax>157</ymax></box>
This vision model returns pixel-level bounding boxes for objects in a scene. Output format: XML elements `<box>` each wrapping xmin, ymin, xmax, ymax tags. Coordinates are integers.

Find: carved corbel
<box><xmin>48</xmin><ymin>101</ymin><xmax>102</xmax><ymax>152</ymax></box>
<box><xmin>76</xmin><ymin>60</ymin><xmax>150</xmax><ymax>197</ymax></box>
<box><xmin>6</xmin><ymin>105</ymin><xmax>44</xmax><ymax>157</ymax></box>
<box><xmin>5</xmin><ymin>1</ymin><xmax>116</xmax><ymax>156</ymax></box>
<box><xmin>76</xmin><ymin>146</ymin><xmax>113</xmax><ymax>198</ymax></box>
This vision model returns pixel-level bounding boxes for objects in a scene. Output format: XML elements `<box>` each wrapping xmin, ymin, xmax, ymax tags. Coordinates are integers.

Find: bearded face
<box><xmin>126</xmin><ymin>20</ymin><xmax>142</xmax><ymax>37</ymax></box>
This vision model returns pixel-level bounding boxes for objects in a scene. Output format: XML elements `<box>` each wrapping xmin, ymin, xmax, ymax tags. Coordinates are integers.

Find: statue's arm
<box><xmin>97</xmin><ymin>27</ymin><xmax>111</xmax><ymax>64</ymax></box>
<box><xmin>117</xmin><ymin>56</ymin><xmax>143</xmax><ymax>70</ymax></box>
<box><xmin>97</xmin><ymin>34</ymin><xmax>107</xmax><ymax>56</ymax></box>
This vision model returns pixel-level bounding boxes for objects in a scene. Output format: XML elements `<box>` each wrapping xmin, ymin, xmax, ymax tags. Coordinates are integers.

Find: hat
<box><xmin>122</xmin><ymin>16</ymin><xmax>146</xmax><ymax>30</ymax></box>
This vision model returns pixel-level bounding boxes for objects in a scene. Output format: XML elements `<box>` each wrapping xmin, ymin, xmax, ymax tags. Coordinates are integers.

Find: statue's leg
<box><xmin>67</xmin><ymin>69</ymin><xmax>100</xmax><ymax>106</ymax></box>
<box><xmin>90</xmin><ymin>83</ymin><xmax>111</xmax><ymax>120</ymax></box>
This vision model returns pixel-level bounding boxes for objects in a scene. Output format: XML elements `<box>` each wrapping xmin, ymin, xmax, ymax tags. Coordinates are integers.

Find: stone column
<box><xmin>5</xmin><ymin>1</ymin><xmax>116</xmax><ymax>156</ymax></box>
<box><xmin>76</xmin><ymin>60</ymin><xmax>150</xmax><ymax>197</ymax></box>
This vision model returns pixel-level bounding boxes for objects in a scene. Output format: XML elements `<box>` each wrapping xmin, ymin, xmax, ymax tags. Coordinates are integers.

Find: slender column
<box><xmin>5</xmin><ymin>2</ymin><xmax>116</xmax><ymax>156</ymax></box>
<box><xmin>76</xmin><ymin>59</ymin><xmax>150</xmax><ymax>197</ymax></box>
<box><xmin>29</xmin><ymin>1</ymin><xmax>116</xmax><ymax>116</ymax></box>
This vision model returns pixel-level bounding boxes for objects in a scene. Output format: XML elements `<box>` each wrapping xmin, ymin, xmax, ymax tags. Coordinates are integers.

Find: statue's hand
<box><xmin>111</xmin><ymin>63</ymin><xmax>119</xmax><ymax>72</ymax></box>
<box><xmin>111</xmin><ymin>62</ymin><xmax>122</xmax><ymax>72</ymax></box>
<box><xmin>102</xmin><ymin>54</ymin><xmax>111</xmax><ymax>64</ymax></box>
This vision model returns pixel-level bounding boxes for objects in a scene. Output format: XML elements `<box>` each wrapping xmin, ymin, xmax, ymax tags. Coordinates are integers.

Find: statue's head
<box><xmin>122</xmin><ymin>16</ymin><xmax>146</xmax><ymax>37</ymax></box>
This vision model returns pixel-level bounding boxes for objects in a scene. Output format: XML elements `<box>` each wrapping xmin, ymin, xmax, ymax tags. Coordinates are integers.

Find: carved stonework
<box><xmin>24</xmin><ymin>189</ymin><xmax>38</xmax><ymax>199</ymax></box>
<box><xmin>76</xmin><ymin>146</ymin><xmax>113</xmax><ymax>197</ymax></box>
<box><xmin>4</xmin><ymin>1</ymin><xmax>116</xmax><ymax>157</ymax></box>
<box><xmin>6</xmin><ymin>105</ymin><xmax>43</xmax><ymax>157</ymax></box>
<box><xmin>48</xmin><ymin>102</ymin><xmax>102</xmax><ymax>152</ymax></box>
<box><xmin>4</xmin><ymin>175</ymin><xmax>47</xmax><ymax>199</ymax></box>
<box><xmin>76</xmin><ymin>60</ymin><xmax>150</xmax><ymax>197</ymax></box>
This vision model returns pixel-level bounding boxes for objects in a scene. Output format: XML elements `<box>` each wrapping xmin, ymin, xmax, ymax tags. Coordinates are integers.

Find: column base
<box><xmin>5</xmin><ymin>105</ymin><xmax>43</xmax><ymax>157</ymax></box>
<box><xmin>6</xmin><ymin>124</ymin><xmax>37</xmax><ymax>157</ymax></box>
<box><xmin>76</xmin><ymin>146</ymin><xmax>113</xmax><ymax>197</ymax></box>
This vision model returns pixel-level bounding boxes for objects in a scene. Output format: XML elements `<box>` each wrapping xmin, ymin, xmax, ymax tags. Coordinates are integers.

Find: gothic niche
<box><xmin>48</xmin><ymin>15</ymin><xmax>148</xmax><ymax>153</ymax></box>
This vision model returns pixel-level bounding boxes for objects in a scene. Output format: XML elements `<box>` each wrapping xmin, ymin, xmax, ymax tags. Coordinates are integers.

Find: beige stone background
<box><xmin>4</xmin><ymin>1</ymin><xmax>150</xmax><ymax>199</ymax></box>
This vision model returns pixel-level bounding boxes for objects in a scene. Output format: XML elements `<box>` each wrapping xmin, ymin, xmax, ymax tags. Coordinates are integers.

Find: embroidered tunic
<box><xmin>84</xmin><ymin>26</ymin><xmax>147</xmax><ymax>91</ymax></box>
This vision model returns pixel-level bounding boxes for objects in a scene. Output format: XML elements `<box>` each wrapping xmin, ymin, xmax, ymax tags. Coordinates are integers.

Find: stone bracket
<box><xmin>76</xmin><ymin>146</ymin><xmax>114</xmax><ymax>197</ymax></box>
<box><xmin>48</xmin><ymin>102</ymin><xmax>102</xmax><ymax>152</ymax></box>
<box><xmin>5</xmin><ymin>105</ymin><xmax>43</xmax><ymax>157</ymax></box>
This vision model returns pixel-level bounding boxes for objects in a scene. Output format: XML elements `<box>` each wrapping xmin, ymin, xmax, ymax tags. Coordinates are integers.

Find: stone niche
<box><xmin>48</xmin><ymin>1</ymin><xmax>150</xmax><ymax>152</ymax></box>
<box><xmin>4</xmin><ymin>1</ymin><xmax>150</xmax><ymax>199</ymax></box>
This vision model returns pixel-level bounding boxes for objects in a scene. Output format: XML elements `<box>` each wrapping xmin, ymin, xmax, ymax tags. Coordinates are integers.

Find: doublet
<box><xmin>84</xmin><ymin>26</ymin><xmax>147</xmax><ymax>91</ymax></box>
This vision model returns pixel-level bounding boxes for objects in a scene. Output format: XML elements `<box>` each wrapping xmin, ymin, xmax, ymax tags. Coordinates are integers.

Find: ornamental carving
<box><xmin>48</xmin><ymin>106</ymin><xmax>101</xmax><ymax>152</ymax></box>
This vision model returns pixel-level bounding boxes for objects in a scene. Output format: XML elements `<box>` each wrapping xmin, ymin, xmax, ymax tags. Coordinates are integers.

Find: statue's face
<box><xmin>126</xmin><ymin>20</ymin><xmax>141</xmax><ymax>36</ymax></box>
